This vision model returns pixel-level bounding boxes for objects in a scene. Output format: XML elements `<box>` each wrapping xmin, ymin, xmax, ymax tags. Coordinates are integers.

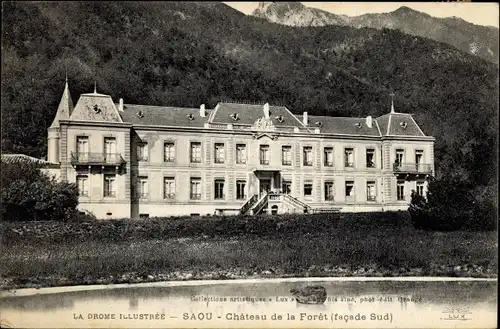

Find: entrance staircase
<box><xmin>239</xmin><ymin>193</ymin><xmax>341</xmax><ymax>215</ymax></box>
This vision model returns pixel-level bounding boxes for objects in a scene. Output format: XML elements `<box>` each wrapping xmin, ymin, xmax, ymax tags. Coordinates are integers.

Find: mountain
<box><xmin>252</xmin><ymin>3</ymin><xmax>499</xmax><ymax>64</ymax></box>
<box><xmin>1</xmin><ymin>1</ymin><xmax>498</xmax><ymax>189</ymax></box>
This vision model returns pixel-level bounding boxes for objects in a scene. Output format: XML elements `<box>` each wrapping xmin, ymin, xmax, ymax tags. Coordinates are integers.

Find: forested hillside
<box><xmin>2</xmin><ymin>1</ymin><xmax>498</xmax><ymax>191</ymax></box>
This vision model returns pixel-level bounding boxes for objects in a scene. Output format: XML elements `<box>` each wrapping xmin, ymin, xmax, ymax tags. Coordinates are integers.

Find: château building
<box><xmin>46</xmin><ymin>80</ymin><xmax>435</xmax><ymax>219</ymax></box>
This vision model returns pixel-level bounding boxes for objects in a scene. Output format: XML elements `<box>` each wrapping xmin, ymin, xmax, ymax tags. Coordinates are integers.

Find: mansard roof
<box><xmin>299</xmin><ymin>115</ymin><xmax>381</xmax><ymax>136</ymax></box>
<box><xmin>119</xmin><ymin>104</ymin><xmax>210</xmax><ymax>128</ymax></box>
<box><xmin>210</xmin><ymin>102</ymin><xmax>306</xmax><ymax>128</ymax></box>
<box><xmin>69</xmin><ymin>92</ymin><xmax>123</xmax><ymax>123</ymax></box>
<box><xmin>49</xmin><ymin>81</ymin><xmax>74</xmax><ymax>128</ymax></box>
<box><xmin>376</xmin><ymin>112</ymin><xmax>425</xmax><ymax>137</ymax></box>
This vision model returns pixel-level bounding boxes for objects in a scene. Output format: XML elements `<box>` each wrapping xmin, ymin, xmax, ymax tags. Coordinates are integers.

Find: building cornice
<box><xmin>59</xmin><ymin>120</ymin><xmax>133</xmax><ymax>128</ymax></box>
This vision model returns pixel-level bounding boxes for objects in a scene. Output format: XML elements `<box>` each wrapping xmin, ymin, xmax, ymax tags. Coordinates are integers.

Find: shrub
<box><xmin>0</xmin><ymin>160</ymin><xmax>79</xmax><ymax>221</ymax></box>
<box><xmin>408</xmin><ymin>176</ymin><xmax>496</xmax><ymax>231</ymax></box>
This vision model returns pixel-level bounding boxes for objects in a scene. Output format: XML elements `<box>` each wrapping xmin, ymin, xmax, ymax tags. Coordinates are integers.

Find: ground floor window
<box><xmin>366</xmin><ymin>181</ymin><xmax>376</xmax><ymax>201</ymax></box>
<box><xmin>324</xmin><ymin>181</ymin><xmax>334</xmax><ymax>201</ymax></box>
<box><xmin>103</xmin><ymin>174</ymin><xmax>116</xmax><ymax>197</ymax></box>
<box><xmin>345</xmin><ymin>180</ymin><xmax>354</xmax><ymax>200</ymax></box>
<box><xmin>164</xmin><ymin>177</ymin><xmax>175</xmax><ymax>199</ymax></box>
<box><xmin>214</xmin><ymin>179</ymin><xmax>225</xmax><ymax>200</ymax></box>
<box><xmin>416</xmin><ymin>181</ymin><xmax>425</xmax><ymax>196</ymax></box>
<box><xmin>76</xmin><ymin>175</ymin><xmax>89</xmax><ymax>197</ymax></box>
<box><xmin>397</xmin><ymin>181</ymin><xmax>405</xmax><ymax>200</ymax></box>
<box><xmin>304</xmin><ymin>182</ymin><xmax>313</xmax><ymax>197</ymax></box>
<box><xmin>282</xmin><ymin>181</ymin><xmax>292</xmax><ymax>195</ymax></box>
<box><xmin>190</xmin><ymin>178</ymin><xmax>201</xmax><ymax>200</ymax></box>
<box><xmin>236</xmin><ymin>180</ymin><xmax>246</xmax><ymax>200</ymax></box>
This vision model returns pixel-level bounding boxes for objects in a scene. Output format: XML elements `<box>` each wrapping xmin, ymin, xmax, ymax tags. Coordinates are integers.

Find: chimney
<box><xmin>263</xmin><ymin>103</ymin><xmax>270</xmax><ymax>118</ymax></box>
<box><xmin>365</xmin><ymin>115</ymin><xmax>373</xmax><ymax>128</ymax></box>
<box><xmin>200</xmin><ymin>104</ymin><xmax>206</xmax><ymax>117</ymax></box>
<box><xmin>119</xmin><ymin>98</ymin><xmax>124</xmax><ymax>112</ymax></box>
<box><xmin>303</xmin><ymin>111</ymin><xmax>308</xmax><ymax>125</ymax></box>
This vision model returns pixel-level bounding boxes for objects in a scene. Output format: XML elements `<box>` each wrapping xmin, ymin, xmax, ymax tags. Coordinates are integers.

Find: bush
<box><xmin>0</xmin><ymin>160</ymin><xmax>79</xmax><ymax>221</ymax></box>
<box><xmin>409</xmin><ymin>176</ymin><xmax>497</xmax><ymax>231</ymax></box>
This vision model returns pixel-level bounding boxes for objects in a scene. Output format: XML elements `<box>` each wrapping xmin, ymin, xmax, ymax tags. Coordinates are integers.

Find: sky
<box><xmin>224</xmin><ymin>2</ymin><xmax>499</xmax><ymax>28</ymax></box>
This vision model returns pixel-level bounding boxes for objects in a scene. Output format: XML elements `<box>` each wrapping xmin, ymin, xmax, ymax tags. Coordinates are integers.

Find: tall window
<box><xmin>103</xmin><ymin>174</ymin><xmax>116</xmax><ymax>197</ymax></box>
<box><xmin>190</xmin><ymin>142</ymin><xmax>202</xmax><ymax>163</ymax></box>
<box><xmin>366</xmin><ymin>149</ymin><xmax>375</xmax><ymax>168</ymax></box>
<box><xmin>345</xmin><ymin>148</ymin><xmax>354</xmax><ymax>168</ymax></box>
<box><xmin>214</xmin><ymin>143</ymin><xmax>225</xmax><ymax>164</ymax></box>
<box><xmin>397</xmin><ymin>181</ymin><xmax>405</xmax><ymax>200</ymax></box>
<box><xmin>164</xmin><ymin>142</ymin><xmax>175</xmax><ymax>162</ymax></box>
<box><xmin>282</xmin><ymin>181</ymin><xmax>292</xmax><ymax>195</ymax></box>
<box><xmin>236</xmin><ymin>180</ymin><xmax>246</xmax><ymax>200</ymax></box>
<box><xmin>324</xmin><ymin>181</ymin><xmax>334</xmax><ymax>201</ymax></box>
<box><xmin>190</xmin><ymin>178</ymin><xmax>201</xmax><ymax>200</ymax></box>
<box><xmin>303</xmin><ymin>146</ymin><xmax>313</xmax><ymax>166</ymax></box>
<box><xmin>260</xmin><ymin>145</ymin><xmax>269</xmax><ymax>165</ymax></box>
<box><xmin>282</xmin><ymin>146</ymin><xmax>292</xmax><ymax>165</ymax></box>
<box><xmin>416</xmin><ymin>181</ymin><xmax>424</xmax><ymax>196</ymax></box>
<box><xmin>104</xmin><ymin>137</ymin><xmax>116</xmax><ymax>163</ymax></box>
<box><xmin>395</xmin><ymin>149</ymin><xmax>405</xmax><ymax>167</ymax></box>
<box><xmin>324</xmin><ymin>147</ymin><xmax>334</xmax><ymax>167</ymax></box>
<box><xmin>214</xmin><ymin>179</ymin><xmax>225</xmax><ymax>200</ymax></box>
<box><xmin>415</xmin><ymin>150</ymin><xmax>423</xmax><ymax>171</ymax></box>
<box><xmin>345</xmin><ymin>180</ymin><xmax>354</xmax><ymax>200</ymax></box>
<box><xmin>366</xmin><ymin>181</ymin><xmax>376</xmax><ymax>201</ymax></box>
<box><xmin>236</xmin><ymin>144</ymin><xmax>247</xmax><ymax>164</ymax></box>
<box><xmin>137</xmin><ymin>176</ymin><xmax>148</xmax><ymax>199</ymax></box>
<box><xmin>76</xmin><ymin>136</ymin><xmax>89</xmax><ymax>161</ymax></box>
<box><xmin>303</xmin><ymin>182</ymin><xmax>313</xmax><ymax>198</ymax></box>
<box><xmin>77</xmin><ymin>175</ymin><xmax>89</xmax><ymax>197</ymax></box>
<box><xmin>164</xmin><ymin>177</ymin><xmax>175</xmax><ymax>199</ymax></box>
<box><xmin>137</xmin><ymin>142</ymin><xmax>148</xmax><ymax>162</ymax></box>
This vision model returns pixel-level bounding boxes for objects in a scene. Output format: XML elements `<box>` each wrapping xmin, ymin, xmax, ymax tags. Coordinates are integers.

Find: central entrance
<box><xmin>259</xmin><ymin>179</ymin><xmax>271</xmax><ymax>196</ymax></box>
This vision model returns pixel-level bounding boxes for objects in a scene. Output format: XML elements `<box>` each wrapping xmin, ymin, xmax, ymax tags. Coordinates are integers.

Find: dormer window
<box><xmin>400</xmin><ymin>121</ymin><xmax>408</xmax><ymax>129</ymax></box>
<box><xmin>230</xmin><ymin>113</ymin><xmax>239</xmax><ymax>121</ymax></box>
<box><xmin>136</xmin><ymin>111</ymin><xmax>144</xmax><ymax>118</ymax></box>
<box><xmin>275</xmin><ymin>115</ymin><xmax>284</xmax><ymax>123</ymax></box>
<box><xmin>315</xmin><ymin>121</ymin><xmax>323</xmax><ymax>127</ymax></box>
<box><xmin>93</xmin><ymin>104</ymin><xmax>101</xmax><ymax>113</ymax></box>
<box><xmin>355</xmin><ymin>122</ymin><xmax>362</xmax><ymax>129</ymax></box>
<box><xmin>187</xmin><ymin>113</ymin><xmax>194</xmax><ymax>121</ymax></box>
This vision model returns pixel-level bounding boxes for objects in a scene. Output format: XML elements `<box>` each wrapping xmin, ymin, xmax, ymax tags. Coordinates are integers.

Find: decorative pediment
<box><xmin>252</xmin><ymin>117</ymin><xmax>276</xmax><ymax>131</ymax></box>
<box><xmin>252</xmin><ymin>132</ymin><xmax>278</xmax><ymax>140</ymax></box>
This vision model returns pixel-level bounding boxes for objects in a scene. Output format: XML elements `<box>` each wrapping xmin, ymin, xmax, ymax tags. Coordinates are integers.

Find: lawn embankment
<box><xmin>0</xmin><ymin>212</ymin><xmax>497</xmax><ymax>290</ymax></box>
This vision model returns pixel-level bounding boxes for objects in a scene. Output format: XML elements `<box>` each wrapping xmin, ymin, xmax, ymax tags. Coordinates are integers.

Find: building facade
<box><xmin>46</xmin><ymin>81</ymin><xmax>435</xmax><ymax>219</ymax></box>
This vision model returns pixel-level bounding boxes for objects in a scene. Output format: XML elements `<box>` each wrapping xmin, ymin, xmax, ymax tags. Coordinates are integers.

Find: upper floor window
<box><xmin>214</xmin><ymin>143</ymin><xmax>225</xmax><ymax>164</ymax></box>
<box><xmin>345</xmin><ymin>148</ymin><xmax>354</xmax><ymax>168</ymax></box>
<box><xmin>303</xmin><ymin>146</ymin><xmax>313</xmax><ymax>166</ymax></box>
<box><xmin>324</xmin><ymin>181</ymin><xmax>334</xmax><ymax>201</ymax></box>
<box><xmin>137</xmin><ymin>142</ymin><xmax>148</xmax><ymax>162</ymax></box>
<box><xmin>164</xmin><ymin>142</ymin><xmax>175</xmax><ymax>162</ymax></box>
<box><xmin>190</xmin><ymin>177</ymin><xmax>201</xmax><ymax>200</ymax></box>
<box><xmin>137</xmin><ymin>176</ymin><xmax>148</xmax><ymax>199</ymax></box>
<box><xmin>415</xmin><ymin>150</ymin><xmax>423</xmax><ymax>171</ymax></box>
<box><xmin>164</xmin><ymin>177</ymin><xmax>175</xmax><ymax>199</ymax></box>
<box><xmin>395</xmin><ymin>149</ymin><xmax>405</xmax><ymax>167</ymax></box>
<box><xmin>236</xmin><ymin>180</ymin><xmax>246</xmax><ymax>200</ymax></box>
<box><xmin>260</xmin><ymin>145</ymin><xmax>269</xmax><ymax>165</ymax></box>
<box><xmin>236</xmin><ymin>144</ymin><xmax>247</xmax><ymax>164</ymax></box>
<box><xmin>76</xmin><ymin>136</ymin><xmax>89</xmax><ymax>158</ymax></box>
<box><xmin>366</xmin><ymin>181</ymin><xmax>376</xmax><ymax>201</ymax></box>
<box><xmin>104</xmin><ymin>137</ymin><xmax>116</xmax><ymax>156</ymax></box>
<box><xmin>366</xmin><ymin>149</ymin><xmax>375</xmax><ymax>168</ymax></box>
<box><xmin>282</xmin><ymin>146</ymin><xmax>292</xmax><ymax>166</ymax></box>
<box><xmin>324</xmin><ymin>147</ymin><xmax>334</xmax><ymax>167</ymax></box>
<box><xmin>190</xmin><ymin>142</ymin><xmax>202</xmax><ymax>163</ymax></box>
<box><xmin>214</xmin><ymin>179</ymin><xmax>225</xmax><ymax>200</ymax></box>
<box><xmin>77</xmin><ymin>175</ymin><xmax>89</xmax><ymax>197</ymax></box>
<box><xmin>103</xmin><ymin>174</ymin><xmax>116</xmax><ymax>198</ymax></box>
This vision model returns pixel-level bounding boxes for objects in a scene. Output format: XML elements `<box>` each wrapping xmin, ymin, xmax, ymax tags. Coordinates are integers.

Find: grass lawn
<box><xmin>0</xmin><ymin>213</ymin><xmax>497</xmax><ymax>290</ymax></box>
